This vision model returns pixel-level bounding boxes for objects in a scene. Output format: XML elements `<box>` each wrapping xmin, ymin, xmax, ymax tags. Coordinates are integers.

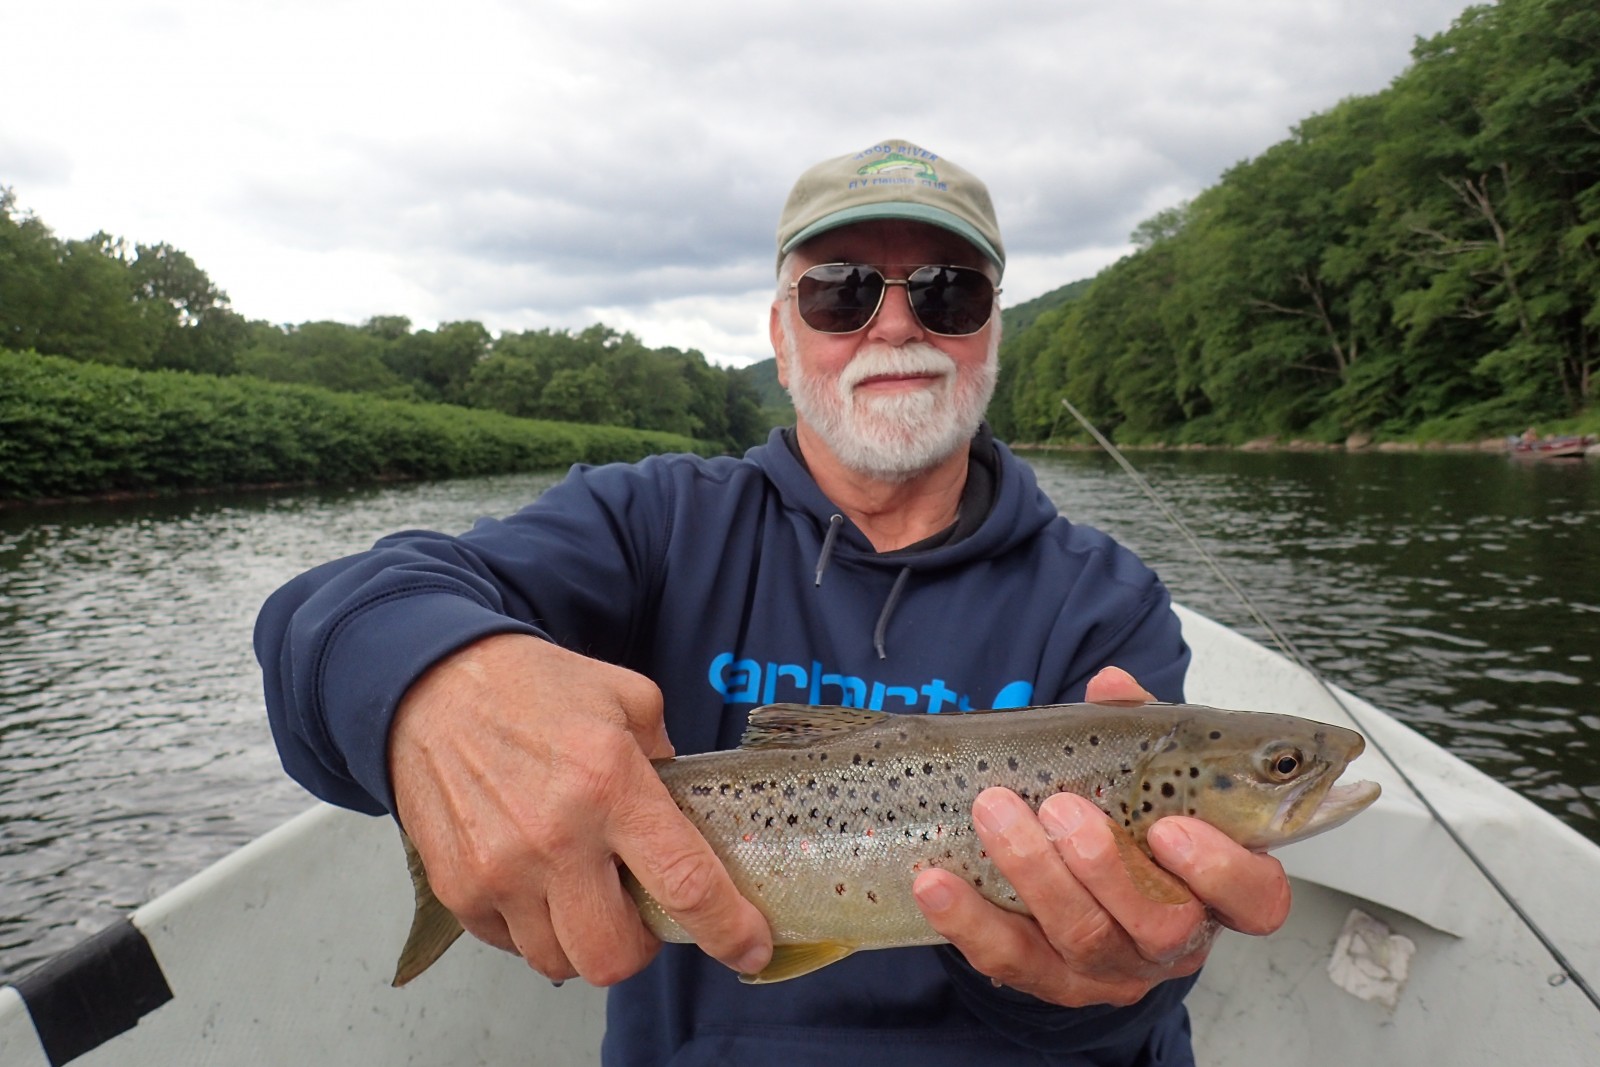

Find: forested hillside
<box><xmin>993</xmin><ymin>0</ymin><xmax>1599</xmax><ymax>445</ymax></box>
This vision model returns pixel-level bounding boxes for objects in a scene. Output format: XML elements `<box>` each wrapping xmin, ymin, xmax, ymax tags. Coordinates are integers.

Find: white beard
<box><xmin>782</xmin><ymin>320</ymin><xmax>998</xmax><ymax>483</ymax></box>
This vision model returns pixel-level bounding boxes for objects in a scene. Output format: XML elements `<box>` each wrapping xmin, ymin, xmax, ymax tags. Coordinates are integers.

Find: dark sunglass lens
<box><xmin>908</xmin><ymin>266</ymin><xmax>994</xmax><ymax>335</ymax></box>
<box><xmin>796</xmin><ymin>265</ymin><xmax>884</xmax><ymax>333</ymax></box>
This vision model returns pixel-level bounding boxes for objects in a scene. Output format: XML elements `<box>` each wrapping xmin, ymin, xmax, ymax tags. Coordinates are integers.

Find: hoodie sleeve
<box><xmin>253</xmin><ymin>460</ymin><xmax>674</xmax><ymax>815</ymax></box>
<box><xmin>938</xmin><ymin>949</ymin><xmax>1199</xmax><ymax>1059</ymax></box>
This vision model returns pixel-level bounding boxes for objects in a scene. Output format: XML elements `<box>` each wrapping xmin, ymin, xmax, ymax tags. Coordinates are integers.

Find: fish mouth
<box><xmin>1268</xmin><ymin>779</ymin><xmax>1382</xmax><ymax>848</ymax></box>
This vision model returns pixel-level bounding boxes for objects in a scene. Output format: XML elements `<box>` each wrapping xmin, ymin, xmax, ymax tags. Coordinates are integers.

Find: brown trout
<box><xmin>393</xmin><ymin>701</ymin><xmax>1379</xmax><ymax>986</ymax></box>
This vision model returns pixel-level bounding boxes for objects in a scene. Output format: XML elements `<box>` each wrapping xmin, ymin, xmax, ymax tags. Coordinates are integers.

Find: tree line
<box><xmin>993</xmin><ymin>0</ymin><xmax>1599</xmax><ymax>445</ymax></box>
<box><xmin>0</xmin><ymin>192</ymin><xmax>769</xmax><ymax>453</ymax></box>
<box><xmin>0</xmin><ymin>349</ymin><xmax>706</xmax><ymax>501</ymax></box>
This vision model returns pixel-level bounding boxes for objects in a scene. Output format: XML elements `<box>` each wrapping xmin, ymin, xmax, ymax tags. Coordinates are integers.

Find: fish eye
<box><xmin>1263</xmin><ymin>747</ymin><xmax>1304</xmax><ymax>781</ymax></box>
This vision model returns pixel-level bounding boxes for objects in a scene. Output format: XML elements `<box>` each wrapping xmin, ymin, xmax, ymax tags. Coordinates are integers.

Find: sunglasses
<box><xmin>788</xmin><ymin>263</ymin><xmax>1000</xmax><ymax>336</ymax></box>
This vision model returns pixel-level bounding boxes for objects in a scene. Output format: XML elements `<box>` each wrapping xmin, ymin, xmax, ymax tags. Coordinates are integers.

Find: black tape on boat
<box><xmin>12</xmin><ymin>918</ymin><xmax>174</xmax><ymax>1067</ymax></box>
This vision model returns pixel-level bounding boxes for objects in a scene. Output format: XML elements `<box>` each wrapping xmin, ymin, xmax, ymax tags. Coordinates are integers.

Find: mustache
<box><xmin>838</xmin><ymin>343</ymin><xmax>957</xmax><ymax>391</ymax></box>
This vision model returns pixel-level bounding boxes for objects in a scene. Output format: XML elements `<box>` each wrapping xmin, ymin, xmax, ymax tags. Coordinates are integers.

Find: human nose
<box><xmin>866</xmin><ymin>278</ymin><xmax>926</xmax><ymax>347</ymax></box>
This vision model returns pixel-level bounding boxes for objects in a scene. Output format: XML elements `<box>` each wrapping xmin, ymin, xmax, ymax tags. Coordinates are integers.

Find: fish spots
<box><xmin>1007</xmin><ymin>756</ymin><xmax>1019</xmax><ymax>772</ymax></box>
<box><xmin>923</xmin><ymin>762</ymin><xmax>935</xmax><ymax>776</ymax></box>
<box><xmin>1190</xmin><ymin>767</ymin><xmax>1200</xmax><ymax>778</ymax></box>
<box><xmin>976</xmin><ymin>759</ymin><xmax>989</xmax><ymax>772</ymax></box>
<box><xmin>1089</xmin><ymin>735</ymin><xmax>1100</xmax><ymax>747</ymax></box>
<box><xmin>1212</xmin><ymin>775</ymin><xmax>1233</xmax><ymax>791</ymax></box>
<box><xmin>835</xmin><ymin>883</ymin><xmax>847</xmax><ymax>896</ymax></box>
<box><xmin>867</xmin><ymin>891</ymin><xmax>879</xmax><ymax>904</ymax></box>
<box><xmin>1062</xmin><ymin>744</ymin><xmax>1075</xmax><ymax>757</ymax></box>
<box><xmin>787</xmin><ymin>814</ymin><xmax>799</xmax><ymax>826</ymax></box>
<box><xmin>691</xmin><ymin>785</ymin><xmax>713</xmax><ymax>797</ymax></box>
<box><xmin>1209</xmin><ymin>730</ymin><xmax>1223</xmax><ymax>740</ymax></box>
<box><xmin>1161</xmin><ymin>782</ymin><xmax>1176</xmax><ymax>798</ymax></box>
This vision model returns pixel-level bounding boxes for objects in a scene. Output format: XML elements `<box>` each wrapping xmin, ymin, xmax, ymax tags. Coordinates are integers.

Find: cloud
<box><xmin>2</xmin><ymin>0</ymin><xmax>1472</xmax><ymax>364</ymax></box>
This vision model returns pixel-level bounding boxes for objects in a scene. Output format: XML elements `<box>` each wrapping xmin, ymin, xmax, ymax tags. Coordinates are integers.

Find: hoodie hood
<box><xmin>749</xmin><ymin>425</ymin><xmax>1058</xmax><ymax>573</ymax></box>
<box><xmin>747</xmin><ymin>426</ymin><xmax>1059</xmax><ymax>658</ymax></box>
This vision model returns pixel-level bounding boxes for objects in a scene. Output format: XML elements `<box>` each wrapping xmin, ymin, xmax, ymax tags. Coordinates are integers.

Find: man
<box><xmin>257</xmin><ymin>138</ymin><xmax>1290</xmax><ymax>1066</ymax></box>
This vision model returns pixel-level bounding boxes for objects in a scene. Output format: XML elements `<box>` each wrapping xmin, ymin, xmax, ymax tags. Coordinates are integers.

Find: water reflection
<box><xmin>1</xmin><ymin>453</ymin><xmax>1596</xmax><ymax>983</ymax></box>
<box><xmin>1030</xmin><ymin>450</ymin><xmax>1600</xmax><ymax>838</ymax></box>
<box><xmin>0</xmin><ymin>474</ymin><xmax>562</xmax><ymax>980</ymax></box>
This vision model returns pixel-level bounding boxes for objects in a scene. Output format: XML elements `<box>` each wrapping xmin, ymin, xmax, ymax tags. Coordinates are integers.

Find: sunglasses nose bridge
<box><xmin>868</xmin><ymin>276</ymin><xmax>926</xmax><ymax>342</ymax></box>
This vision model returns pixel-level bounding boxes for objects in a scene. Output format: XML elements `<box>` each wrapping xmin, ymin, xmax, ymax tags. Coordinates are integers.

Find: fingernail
<box><xmin>973</xmin><ymin>792</ymin><xmax>1022</xmax><ymax>836</ymax></box>
<box><xmin>1038</xmin><ymin>799</ymin><xmax>1085</xmax><ymax>842</ymax></box>
<box><xmin>1152</xmin><ymin>820</ymin><xmax>1194</xmax><ymax>862</ymax></box>
<box><xmin>915</xmin><ymin>878</ymin><xmax>955</xmax><ymax>915</ymax></box>
<box><xmin>734</xmin><ymin>946</ymin><xmax>771</xmax><ymax>975</ymax></box>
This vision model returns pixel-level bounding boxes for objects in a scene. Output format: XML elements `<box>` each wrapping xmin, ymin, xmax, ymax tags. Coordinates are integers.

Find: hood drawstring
<box><xmin>812</xmin><ymin>513</ymin><xmax>913</xmax><ymax>660</ymax></box>
<box><xmin>814</xmin><ymin>513</ymin><xmax>844</xmax><ymax>587</ymax></box>
<box><xmin>873</xmin><ymin>567</ymin><xmax>912</xmax><ymax>660</ymax></box>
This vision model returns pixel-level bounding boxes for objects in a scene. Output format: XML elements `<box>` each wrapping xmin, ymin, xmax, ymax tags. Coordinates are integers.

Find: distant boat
<box><xmin>3</xmin><ymin>605</ymin><xmax>1599</xmax><ymax>1066</ymax></box>
<box><xmin>1509</xmin><ymin>434</ymin><xmax>1593</xmax><ymax>459</ymax></box>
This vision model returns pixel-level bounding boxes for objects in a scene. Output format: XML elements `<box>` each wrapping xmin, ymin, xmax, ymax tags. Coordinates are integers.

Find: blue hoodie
<box><xmin>256</xmin><ymin>428</ymin><xmax>1196</xmax><ymax>1066</ymax></box>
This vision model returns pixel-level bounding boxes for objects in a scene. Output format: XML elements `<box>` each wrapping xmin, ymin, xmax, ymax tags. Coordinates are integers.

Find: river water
<box><xmin>1</xmin><ymin>450</ymin><xmax>1597</xmax><ymax>982</ymax></box>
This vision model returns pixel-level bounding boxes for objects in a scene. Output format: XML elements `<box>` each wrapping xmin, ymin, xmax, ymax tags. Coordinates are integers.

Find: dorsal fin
<box><xmin>739</xmin><ymin>704</ymin><xmax>889</xmax><ymax>749</ymax></box>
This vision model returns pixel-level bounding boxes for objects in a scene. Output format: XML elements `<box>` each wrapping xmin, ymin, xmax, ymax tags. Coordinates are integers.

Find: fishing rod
<box><xmin>1058</xmin><ymin>397</ymin><xmax>1600</xmax><ymax>1015</ymax></box>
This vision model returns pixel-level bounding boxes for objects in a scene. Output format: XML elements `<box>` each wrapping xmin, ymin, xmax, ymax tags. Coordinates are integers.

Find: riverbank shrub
<box><xmin>0</xmin><ymin>350</ymin><xmax>711</xmax><ymax>501</ymax></box>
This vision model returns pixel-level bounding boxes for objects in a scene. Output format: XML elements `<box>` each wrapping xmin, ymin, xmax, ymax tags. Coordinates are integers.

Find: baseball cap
<box><xmin>775</xmin><ymin>138</ymin><xmax>1005</xmax><ymax>275</ymax></box>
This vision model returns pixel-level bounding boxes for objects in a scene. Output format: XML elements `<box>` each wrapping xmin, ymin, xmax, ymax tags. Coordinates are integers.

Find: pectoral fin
<box><xmin>738</xmin><ymin>941</ymin><xmax>857</xmax><ymax>984</ymax></box>
<box><xmin>392</xmin><ymin>829</ymin><xmax>466</xmax><ymax>987</ymax></box>
<box><xmin>1109</xmin><ymin>825</ymin><xmax>1194</xmax><ymax>906</ymax></box>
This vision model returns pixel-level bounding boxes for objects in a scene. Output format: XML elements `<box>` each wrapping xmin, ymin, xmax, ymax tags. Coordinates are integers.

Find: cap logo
<box><xmin>855</xmin><ymin>151</ymin><xmax>939</xmax><ymax>185</ymax></box>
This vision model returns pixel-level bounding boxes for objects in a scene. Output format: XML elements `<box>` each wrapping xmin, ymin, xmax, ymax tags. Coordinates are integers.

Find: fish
<box><xmin>392</xmin><ymin>701</ymin><xmax>1380</xmax><ymax>987</ymax></box>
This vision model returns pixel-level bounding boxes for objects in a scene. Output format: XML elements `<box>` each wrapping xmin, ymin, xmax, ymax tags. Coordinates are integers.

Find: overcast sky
<box><xmin>5</xmin><ymin>0</ymin><xmax>1473</xmax><ymax>367</ymax></box>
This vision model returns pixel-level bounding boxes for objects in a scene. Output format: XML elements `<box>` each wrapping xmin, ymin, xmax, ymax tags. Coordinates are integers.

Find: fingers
<box><xmin>916</xmin><ymin>788</ymin><xmax>1207</xmax><ymax>1007</ymax></box>
<box><xmin>1084</xmin><ymin>665</ymin><xmax>1156</xmax><ymax>705</ymax></box>
<box><xmin>608</xmin><ymin>776</ymin><xmax>773</xmax><ymax>977</ymax></box>
<box><xmin>1147</xmin><ymin>817</ymin><xmax>1292</xmax><ymax>936</ymax></box>
<box><xmin>386</xmin><ymin>633</ymin><xmax>768</xmax><ymax>985</ymax></box>
<box><xmin>1036</xmin><ymin>794</ymin><xmax>1211</xmax><ymax>964</ymax></box>
<box><xmin>911</xmin><ymin>868</ymin><xmax>1148</xmax><ymax>1004</ymax></box>
<box><xmin>921</xmin><ymin>788</ymin><xmax>1233</xmax><ymax>1004</ymax></box>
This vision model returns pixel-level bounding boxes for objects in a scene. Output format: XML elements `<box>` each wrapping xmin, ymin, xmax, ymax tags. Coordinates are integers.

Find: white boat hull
<box><xmin>3</xmin><ymin>605</ymin><xmax>1597</xmax><ymax>1064</ymax></box>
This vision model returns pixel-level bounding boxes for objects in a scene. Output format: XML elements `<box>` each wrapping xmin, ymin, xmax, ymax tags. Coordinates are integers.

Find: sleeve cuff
<box><xmin>317</xmin><ymin>589</ymin><xmax>545</xmax><ymax>812</ymax></box>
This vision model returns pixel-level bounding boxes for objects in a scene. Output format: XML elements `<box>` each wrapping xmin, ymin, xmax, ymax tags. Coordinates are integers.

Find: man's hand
<box><xmin>388</xmin><ymin>633</ymin><xmax>773</xmax><ymax>985</ymax></box>
<box><xmin>911</xmin><ymin>666</ymin><xmax>1292</xmax><ymax>1006</ymax></box>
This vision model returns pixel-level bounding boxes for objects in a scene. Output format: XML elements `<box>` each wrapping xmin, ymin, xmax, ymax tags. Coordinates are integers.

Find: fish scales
<box><xmin>392</xmin><ymin>701</ymin><xmax>1379</xmax><ymax>986</ymax></box>
<box><xmin>642</xmin><ymin>704</ymin><xmax>1187</xmax><ymax>949</ymax></box>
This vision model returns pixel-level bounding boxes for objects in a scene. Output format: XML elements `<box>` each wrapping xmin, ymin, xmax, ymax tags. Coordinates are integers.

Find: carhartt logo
<box><xmin>856</xmin><ymin>152</ymin><xmax>938</xmax><ymax>183</ymax></box>
<box><xmin>707</xmin><ymin>651</ymin><xmax>1034</xmax><ymax>713</ymax></box>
